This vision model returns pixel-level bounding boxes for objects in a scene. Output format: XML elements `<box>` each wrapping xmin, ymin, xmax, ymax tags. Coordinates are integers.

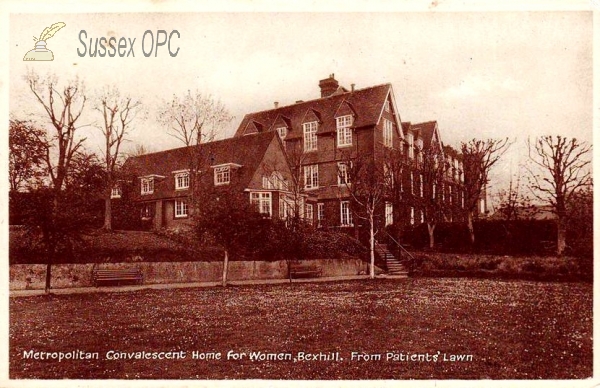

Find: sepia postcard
<box><xmin>2</xmin><ymin>1</ymin><xmax>596</xmax><ymax>388</ymax></box>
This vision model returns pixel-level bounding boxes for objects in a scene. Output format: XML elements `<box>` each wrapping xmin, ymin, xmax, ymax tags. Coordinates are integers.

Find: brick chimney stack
<box><xmin>319</xmin><ymin>73</ymin><xmax>339</xmax><ymax>98</ymax></box>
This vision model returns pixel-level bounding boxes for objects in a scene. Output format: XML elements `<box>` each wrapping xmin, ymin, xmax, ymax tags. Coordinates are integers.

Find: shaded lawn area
<box><xmin>10</xmin><ymin>278</ymin><xmax>592</xmax><ymax>379</ymax></box>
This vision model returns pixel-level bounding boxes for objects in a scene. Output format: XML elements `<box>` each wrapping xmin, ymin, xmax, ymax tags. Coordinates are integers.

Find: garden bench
<box><xmin>289</xmin><ymin>263</ymin><xmax>322</xmax><ymax>279</ymax></box>
<box><xmin>92</xmin><ymin>268</ymin><xmax>143</xmax><ymax>287</ymax></box>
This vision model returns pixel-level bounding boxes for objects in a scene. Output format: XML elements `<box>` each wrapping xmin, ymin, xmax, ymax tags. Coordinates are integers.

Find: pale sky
<box><xmin>7</xmin><ymin>9</ymin><xmax>594</xmax><ymax>198</ymax></box>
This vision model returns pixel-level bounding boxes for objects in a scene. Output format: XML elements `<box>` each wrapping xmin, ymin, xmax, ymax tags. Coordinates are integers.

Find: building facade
<box><xmin>234</xmin><ymin>74</ymin><xmax>467</xmax><ymax>234</ymax></box>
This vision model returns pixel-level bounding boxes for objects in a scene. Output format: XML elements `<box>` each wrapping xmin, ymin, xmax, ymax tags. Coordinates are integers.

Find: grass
<box><xmin>10</xmin><ymin>278</ymin><xmax>592</xmax><ymax>379</ymax></box>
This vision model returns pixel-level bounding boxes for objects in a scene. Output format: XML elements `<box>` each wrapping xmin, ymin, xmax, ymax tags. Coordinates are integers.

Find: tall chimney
<box><xmin>274</xmin><ymin>101</ymin><xmax>279</xmax><ymax>108</ymax></box>
<box><xmin>351</xmin><ymin>83</ymin><xmax>355</xmax><ymax>92</ymax></box>
<box><xmin>318</xmin><ymin>73</ymin><xmax>339</xmax><ymax>98</ymax></box>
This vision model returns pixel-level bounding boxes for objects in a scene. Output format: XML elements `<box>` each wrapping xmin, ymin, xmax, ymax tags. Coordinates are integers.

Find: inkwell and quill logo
<box><xmin>23</xmin><ymin>22</ymin><xmax>66</xmax><ymax>61</ymax></box>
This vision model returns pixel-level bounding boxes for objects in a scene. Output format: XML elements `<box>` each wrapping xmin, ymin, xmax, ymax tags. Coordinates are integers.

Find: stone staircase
<box><xmin>374</xmin><ymin>243</ymin><xmax>409</xmax><ymax>277</ymax></box>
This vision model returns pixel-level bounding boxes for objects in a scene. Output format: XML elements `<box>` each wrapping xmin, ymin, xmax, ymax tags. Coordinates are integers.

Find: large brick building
<box><xmin>234</xmin><ymin>74</ymin><xmax>466</xmax><ymax>233</ymax></box>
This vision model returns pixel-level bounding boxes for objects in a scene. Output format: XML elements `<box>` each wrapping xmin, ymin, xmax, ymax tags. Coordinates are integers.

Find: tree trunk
<box><xmin>369</xmin><ymin>212</ymin><xmax>375</xmax><ymax>279</ymax></box>
<box><xmin>557</xmin><ymin>216</ymin><xmax>566</xmax><ymax>256</ymax></box>
<box><xmin>103</xmin><ymin>197</ymin><xmax>112</xmax><ymax>231</ymax></box>
<box><xmin>427</xmin><ymin>223</ymin><xmax>436</xmax><ymax>249</ymax></box>
<box><xmin>222</xmin><ymin>250</ymin><xmax>229</xmax><ymax>287</ymax></box>
<box><xmin>44</xmin><ymin>262</ymin><xmax>52</xmax><ymax>294</ymax></box>
<box><xmin>467</xmin><ymin>212</ymin><xmax>475</xmax><ymax>245</ymax></box>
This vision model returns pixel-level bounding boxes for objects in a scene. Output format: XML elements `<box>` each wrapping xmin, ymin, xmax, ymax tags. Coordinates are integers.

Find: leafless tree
<box><xmin>494</xmin><ymin>170</ymin><xmax>530</xmax><ymax>221</ymax></box>
<box><xmin>416</xmin><ymin>146</ymin><xmax>450</xmax><ymax>248</ymax></box>
<box><xmin>95</xmin><ymin>86</ymin><xmax>143</xmax><ymax>231</ymax></box>
<box><xmin>527</xmin><ymin>136</ymin><xmax>592</xmax><ymax>255</ymax></box>
<box><xmin>339</xmin><ymin>154</ymin><xmax>386</xmax><ymax>279</ymax></box>
<box><xmin>461</xmin><ymin>138</ymin><xmax>511</xmax><ymax>245</ymax></box>
<box><xmin>25</xmin><ymin>70</ymin><xmax>88</xmax><ymax>293</ymax></box>
<box><xmin>157</xmin><ymin>90</ymin><xmax>233</xmax><ymax>218</ymax></box>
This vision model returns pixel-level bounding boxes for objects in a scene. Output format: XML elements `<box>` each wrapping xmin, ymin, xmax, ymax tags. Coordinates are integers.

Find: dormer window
<box><xmin>141</xmin><ymin>177</ymin><xmax>154</xmax><ymax>195</ymax></box>
<box><xmin>336</xmin><ymin>115</ymin><xmax>353</xmax><ymax>147</ymax></box>
<box><xmin>384</xmin><ymin>100</ymin><xmax>391</xmax><ymax>112</ymax></box>
<box><xmin>303</xmin><ymin>121</ymin><xmax>318</xmax><ymax>152</ymax></box>
<box><xmin>211</xmin><ymin>163</ymin><xmax>242</xmax><ymax>186</ymax></box>
<box><xmin>416</xmin><ymin>138</ymin><xmax>423</xmax><ymax>150</ymax></box>
<box><xmin>111</xmin><ymin>187</ymin><xmax>122</xmax><ymax>199</ymax></box>
<box><xmin>407</xmin><ymin>133</ymin><xmax>414</xmax><ymax>159</ymax></box>
<box><xmin>214</xmin><ymin>166</ymin><xmax>230</xmax><ymax>186</ymax></box>
<box><xmin>174</xmin><ymin>170</ymin><xmax>190</xmax><ymax>190</ymax></box>
<box><xmin>277</xmin><ymin>127</ymin><xmax>287</xmax><ymax>139</ymax></box>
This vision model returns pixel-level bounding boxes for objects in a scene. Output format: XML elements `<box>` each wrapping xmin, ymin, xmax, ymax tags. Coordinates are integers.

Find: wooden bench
<box><xmin>92</xmin><ymin>268</ymin><xmax>143</xmax><ymax>287</ymax></box>
<box><xmin>289</xmin><ymin>263</ymin><xmax>322</xmax><ymax>279</ymax></box>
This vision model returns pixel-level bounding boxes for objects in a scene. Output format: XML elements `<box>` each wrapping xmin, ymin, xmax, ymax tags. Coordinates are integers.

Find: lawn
<box><xmin>9</xmin><ymin>278</ymin><xmax>592</xmax><ymax>379</ymax></box>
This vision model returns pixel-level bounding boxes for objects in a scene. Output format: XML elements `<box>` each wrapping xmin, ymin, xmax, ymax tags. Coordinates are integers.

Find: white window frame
<box><xmin>276</xmin><ymin>127</ymin><xmax>287</xmax><ymax>139</ymax></box>
<box><xmin>340</xmin><ymin>201</ymin><xmax>353</xmax><ymax>227</ymax></box>
<box><xmin>304</xmin><ymin>164</ymin><xmax>319</xmax><ymax>190</ymax></box>
<box><xmin>214</xmin><ymin>166</ymin><xmax>230</xmax><ymax>186</ymax></box>
<box><xmin>420</xmin><ymin>210</ymin><xmax>425</xmax><ymax>224</ymax></box>
<box><xmin>250</xmin><ymin>192</ymin><xmax>272</xmax><ymax>217</ymax></box>
<box><xmin>336</xmin><ymin>115</ymin><xmax>353</xmax><ymax>147</ymax></box>
<box><xmin>111</xmin><ymin>187</ymin><xmax>122</xmax><ymax>199</ymax></box>
<box><xmin>410</xmin><ymin>172</ymin><xmax>414</xmax><ymax>195</ymax></box>
<box><xmin>175</xmin><ymin>172</ymin><xmax>190</xmax><ymax>190</ymax></box>
<box><xmin>141</xmin><ymin>177</ymin><xmax>154</xmax><ymax>195</ymax></box>
<box><xmin>385</xmin><ymin>202</ymin><xmax>393</xmax><ymax>226</ymax></box>
<box><xmin>317</xmin><ymin>203</ymin><xmax>325</xmax><ymax>225</ymax></box>
<box><xmin>174</xmin><ymin>200</ymin><xmax>188</xmax><ymax>218</ymax></box>
<box><xmin>306</xmin><ymin>204</ymin><xmax>314</xmax><ymax>225</ymax></box>
<box><xmin>383</xmin><ymin>119</ymin><xmax>393</xmax><ymax>148</ymax></box>
<box><xmin>303</xmin><ymin>121</ymin><xmax>318</xmax><ymax>152</ymax></box>
<box><xmin>337</xmin><ymin>162</ymin><xmax>351</xmax><ymax>186</ymax></box>
<box><xmin>410</xmin><ymin>207</ymin><xmax>415</xmax><ymax>225</ymax></box>
<box><xmin>419</xmin><ymin>173</ymin><xmax>424</xmax><ymax>197</ymax></box>
<box><xmin>141</xmin><ymin>204</ymin><xmax>153</xmax><ymax>219</ymax></box>
<box><xmin>408</xmin><ymin>133</ymin><xmax>414</xmax><ymax>159</ymax></box>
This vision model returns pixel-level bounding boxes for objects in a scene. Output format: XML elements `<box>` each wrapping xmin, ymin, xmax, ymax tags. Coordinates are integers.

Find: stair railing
<box><xmin>382</xmin><ymin>229</ymin><xmax>416</xmax><ymax>263</ymax></box>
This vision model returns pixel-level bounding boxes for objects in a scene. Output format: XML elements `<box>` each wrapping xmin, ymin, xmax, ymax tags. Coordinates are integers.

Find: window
<box><xmin>263</xmin><ymin>172</ymin><xmax>287</xmax><ymax>190</ymax></box>
<box><xmin>384</xmin><ymin>99</ymin><xmax>391</xmax><ymax>112</ymax></box>
<box><xmin>407</xmin><ymin>133</ymin><xmax>414</xmax><ymax>159</ymax></box>
<box><xmin>317</xmin><ymin>203</ymin><xmax>325</xmax><ymax>225</ymax></box>
<box><xmin>383</xmin><ymin>119</ymin><xmax>393</xmax><ymax>148</ymax></box>
<box><xmin>303</xmin><ymin>121</ymin><xmax>318</xmax><ymax>152</ymax></box>
<box><xmin>304</xmin><ymin>164</ymin><xmax>319</xmax><ymax>190</ymax></box>
<box><xmin>480</xmin><ymin>198</ymin><xmax>485</xmax><ymax>214</ymax></box>
<box><xmin>214</xmin><ymin>166</ymin><xmax>230</xmax><ymax>186</ymax></box>
<box><xmin>383</xmin><ymin>164</ymin><xmax>393</xmax><ymax>188</ymax></box>
<box><xmin>111</xmin><ymin>187</ymin><xmax>121</xmax><ymax>199</ymax></box>
<box><xmin>174</xmin><ymin>200</ymin><xmax>188</xmax><ymax>218</ymax></box>
<box><xmin>419</xmin><ymin>174</ymin><xmax>424</xmax><ymax>197</ymax></box>
<box><xmin>449</xmin><ymin>185</ymin><xmax>453</xmax><ymax>204</ymax></box>
<box><xmin>410</xmin><ymin>172</ymin><xmax>414</xmax><ymax>195</ymax></box>
<box><xmin>340</xmin><ymin>201</ymin><xmax>353</xmax><ymax>226</ymax></box>
<box><xmin>279</xmin><ymin>197</ymin><xmax>290</xmax><ymax>220</ymax></box>
<box><xmin>250</xmin><ymin>192</ymin><xmax>272</xmax><ymax>217</ymax></box>
<box><xmin>432</xmin><ymin>183</ymin><xmax>436</xmax><ymax>199</ymax></box>
<box><xmin>336</xmin><ymin>115</ymin><xmax>353</xmax><ymax>147</ymax></box>
<box><xmin>175</xmin><ymin>172</ymin><xmax>189</xmax><ymax>190</ymax></box>
<box><xmin>385</xmin><ymin>202</ymin><xmax>393</xmax><ymax>226</ymax></box>
<box><xmin>337</xmin><ymin>162</ymin><xmax>351</xmax><ymax>186</ymax></box>
<box><xmin>306</xmin><ymin>204</ymin><xmax>314</xmax><ymax>225</ymax></box>
<box><xmin>461</xmin><ymin>190</ymin><xmax>465</xmax><ymax>209</ymax></box>
<box><xmin>410</xmin><ymin>207</ymin><xmax>415</xmax><ymax>225</ymax></box>
<box><xmin>420</xmin><ymin>210</ymin><xmax>425</xmax><ymax>224</ymax></box>
<box><xmin>277</xmin><ymin>127</ymin><xmax>287</xmax><ymax>139</ymax></box>
<box><xmin>141</xmin><ymin>178</ymin><xmax>154</xmax><ymax>195</ymax></box>
<box><xmin>141</xmin><ymin>204</ymin><xmax>153</xmax><ymax>219</ymax></box>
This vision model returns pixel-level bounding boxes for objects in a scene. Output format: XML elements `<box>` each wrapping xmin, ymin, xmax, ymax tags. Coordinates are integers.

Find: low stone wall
<box><xmin>9</xmin><ymin>258</ymin><xmax>368</xmax><ymax>290</ymax></box>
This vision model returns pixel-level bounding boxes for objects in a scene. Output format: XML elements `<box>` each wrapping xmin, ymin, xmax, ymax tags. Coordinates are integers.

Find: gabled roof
<box><xmin>123</xmin><ymin>131</ymin><xmax>280</xmax><ymax>201</ymax></box>
<box><xmin>410</xmin><ymin>121</ymin><xmax>437</xmax><ymax>147</ymax></box>
<box><xmin>235</xmin><ymin>84</ymin><xmax>393</xmax><ymax>140</ymax></box>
